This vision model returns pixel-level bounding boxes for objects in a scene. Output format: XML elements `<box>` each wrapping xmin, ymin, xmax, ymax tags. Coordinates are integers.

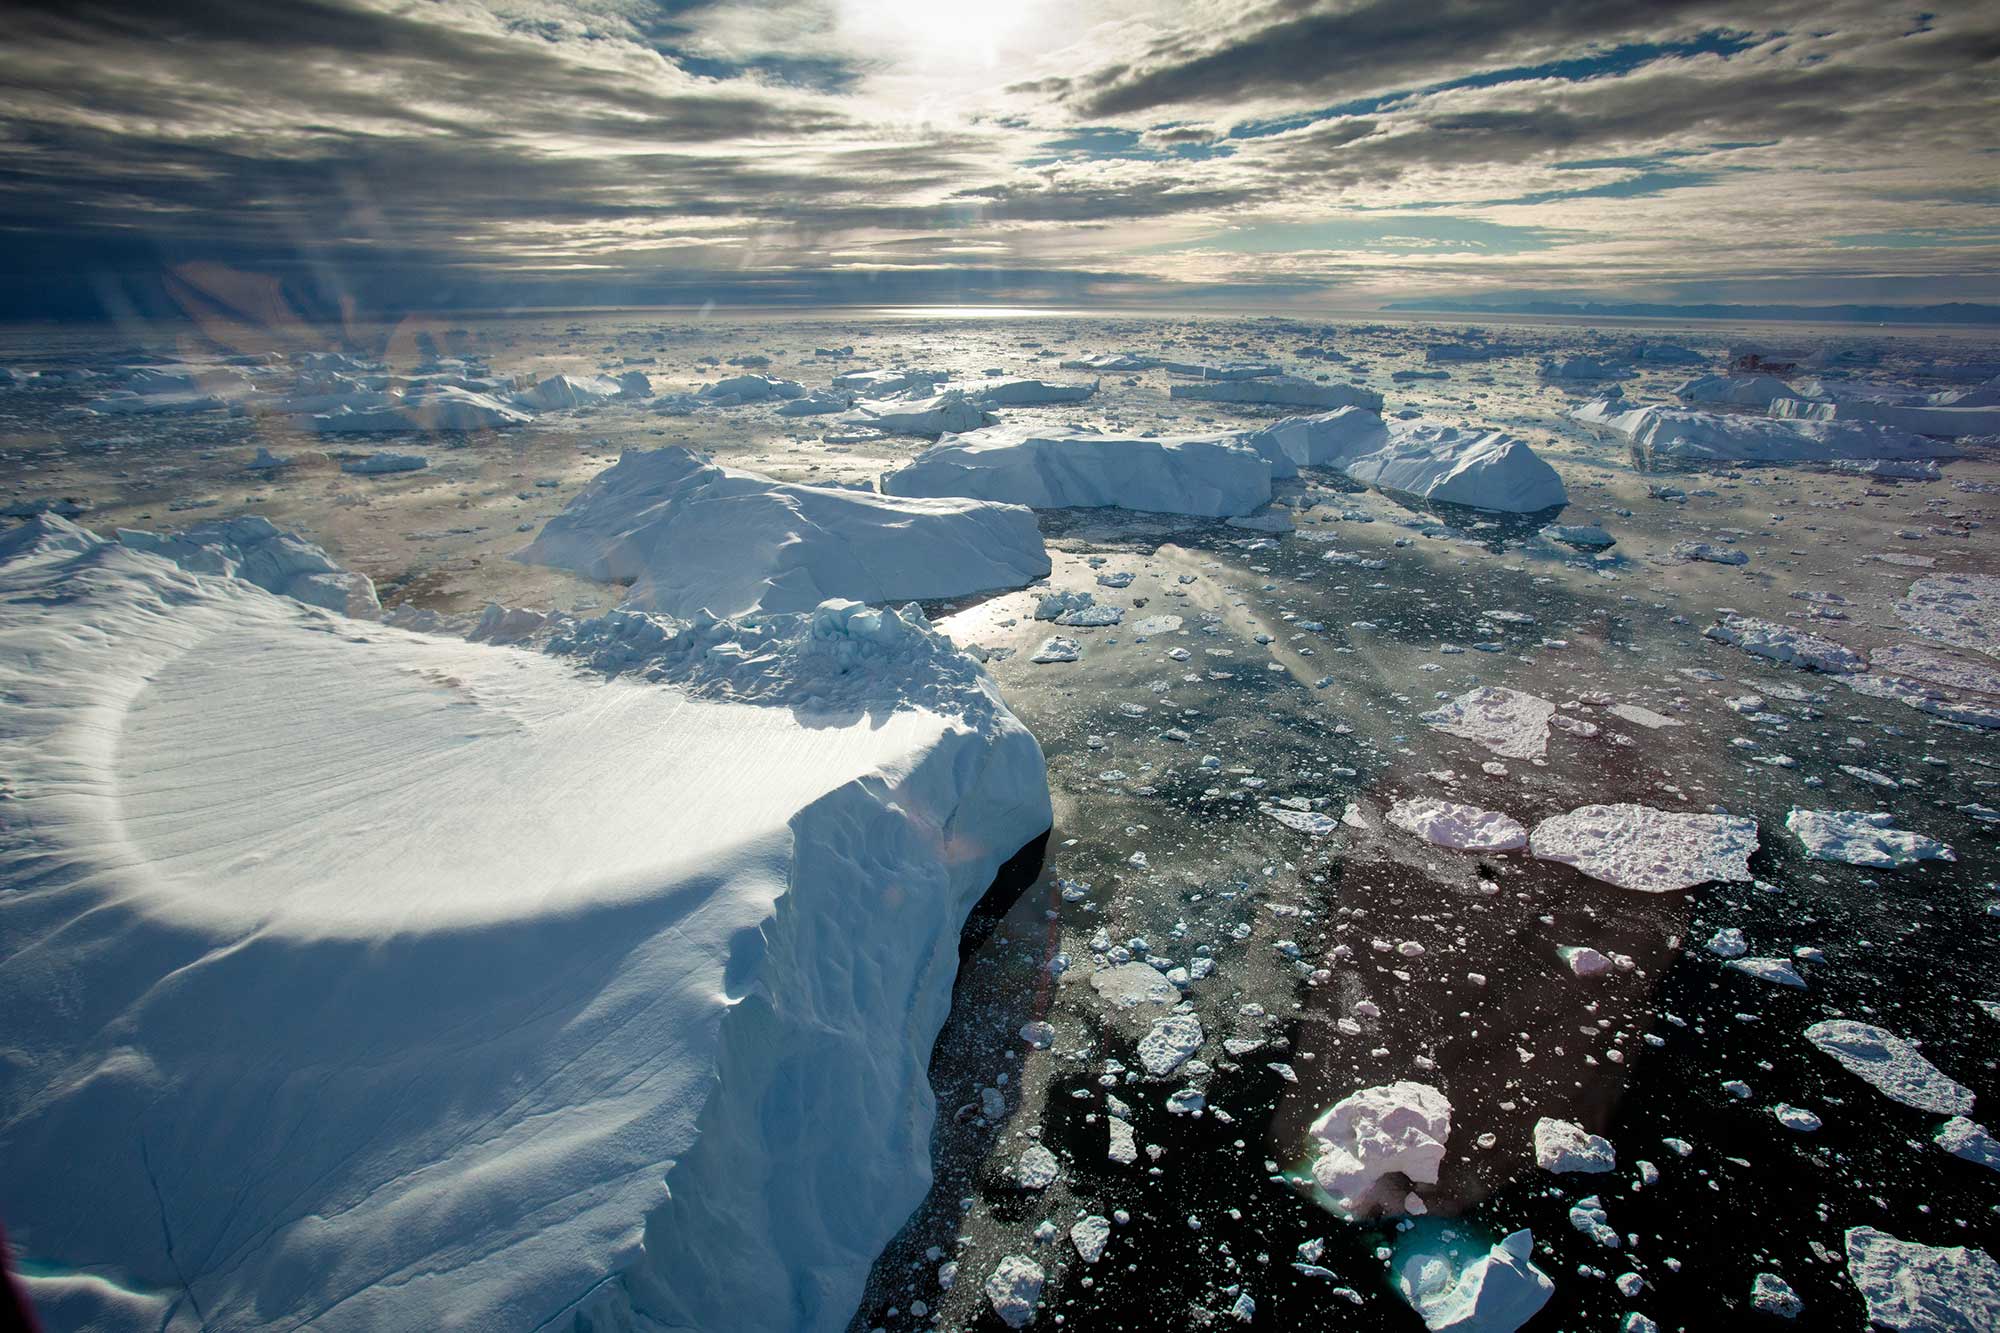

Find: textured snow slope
<box><xmin>0</xmin><ymin>516</ymin><xmax>1051</xmax><ymax>1333</ymax></box>
<box><xmin>516</xmin><ymin>447</ymin><xmax>1050</xmax><ymax>618</ymax></box>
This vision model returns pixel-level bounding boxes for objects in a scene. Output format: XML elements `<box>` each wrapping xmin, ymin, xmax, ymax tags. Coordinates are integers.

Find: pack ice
<box><xmin>880</xmin><ymin>424</ymin><xmax>1273</xmax><ymax>518</ymax></box>
<box><xmin>515</xmin><ymin>447</ymin><xmax>1050</xmax><ymax>618</ymax></box>
<box><xmin>0</xmin><ymin>515</ymin><xmax>1052</xmax><ymax>1333</ymax></box>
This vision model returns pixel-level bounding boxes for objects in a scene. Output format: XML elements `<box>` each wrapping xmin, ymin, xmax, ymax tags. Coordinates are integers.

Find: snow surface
<box><xmin>1388</xmin><ymin>798</ymin><xmax>1528</xmax><ymax>851</ymax></box>
<box><xmin>1844</xmin><ymin>1227</ymin><xmax>1999</xmax><ymax>1332</ymax></box>
<box><xmin>1785</xmin><ymin>809</ymin><xmax>1956</xmax><ymax>867</ymax></box>
<box><xmin>881</xmin><ymin>424</ymin><xmax>1273</xmax><ymax>518</ymax></box>
<box><xmin>1529</xmin><ymin>804</ymin><xmax>1758</xmax><ymax>893</ymax></box>
<box><xmin>1394</xmin><ymin>1229</ymin><xmax>1553</xmax><ymax>1333</ymax></box>
<box><xmin>515</xmin><ymin>447</ymin><xmax>1049</xmax><ymax>618</ymax></box>
<box><xmin>116</xmin><ymin>515</ymin><xmax>379</xmax><ymax>617</ymax></box>
<box><xmin>1308</xmin><ymin>1081</ymin><xmax>1451</xmax><ymax>1217</ymax></box>
<box><xmin>1806</xmin><ymin>1021</ymin><xmax>1973</xmax><ymax>1115</ymax></box>
<box><xmin>0</xmin><ymin>515</ymin><xmax>1052</xmax><ymax>1333</ymax></box>
<box><xmin>1342</xmin><ymin>423</ymin><xmax>1567</xmax><ymax>513</ymax></box>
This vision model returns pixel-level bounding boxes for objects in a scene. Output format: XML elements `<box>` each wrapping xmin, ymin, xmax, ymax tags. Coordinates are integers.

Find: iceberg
<box><xmin>1341</xmin><ymin>423</ymin><xmax>1567</xmax><ymax>513</ymax></box>
<box><xmin>1420</xmin><ymin>686</ymin><xmax>1556</xmax><ymax>759</ymax></box>
<box><xmin>701</xmin><ymin>373</ymin><xmax>804</xmax><ymax>403</ymax></box>
<box><xmin>1238</xmin><ymin>407</ymin><xmax>1389</xmax><ymax>479</ymax></box>
<box><xmin>1770</xmin><ymin>395</ymin><xmax>2000</xmax><ymax>437</ymax></box>
<box><xmin>301</xmin><ymin>384</ymin><xmax>532</xmax><ymax>434</ymax></box>
<box><xmin>847</xmin><ymin>389</ymin><xmax>998</xmax><ymax>437</ymax></box>
<box><xmin>1675</xmin><ymin>373</ymin><xmax>1798</xmax><ymax>407</ymax></box>
<box><xmin>880</xmin><ymin>424</ymin><xmax>1274</xmax><ymax>518</ymax></box>
<box><xmin>115</xmin><ymin>514</ymin><xmax>379</xmax><ymax>616</ymax></box>
<box><xmin>966</xmin><ymin>377</ymin><xmax>1098</xmax><ymax>406</ymax></box>
<box><xmin>1806</xmin><ymin>1021</ymin><xmax>1972</xmax><ymax>1114</ymax></box>
<box><xmin>1388</xmin><ymin>798</ymin><xmax>1528</xmax><ymax>851</ymax></box>
<box><xmin>512</xmin><ymin>372</ymin><xmax>623</xmax><ymax>411</ymax></box>
<box><xmin>0</xmin><ymin>515</ymin><xmax>1052</xmax><ymax>1333</ymax></box>
<box><xmin>1057</xmin><ymin>352</ymin><xmax>1161</xmax><ymax>371</ymax></box>
<box><xmin>515</xmin><ymin>447</ymin><xmax>1050</xmax><ymax>619</ymax></box>
<box><xmin>1170</xmin><ymin>376</ymin><xmax>1383</xmax><ymax>411</ymax></box>
<box><xmin>1704</xmin><ymin>613</ymin><xmax>1866</xmax><ymax>673</ymax></box>
<box><xmin>1308</xmin><ymin>1081</ymin><xmax>1451</xmax><ymax>1217</ymax></box>
<box><xmin>1571</xmin><ymin>399</ymin><xmax>1951</xmax><ymax>465</ymax></box>
<box><xmin>1163</xmin><ymin>361</ymin><xmax>1282</xmax><ymax>380</ymax></box>
<box><xmin>1393</xmin><ymin>1226</ymin><xmax>1554</xmax><ymax>1333</ymax></box>
<box><xmin>1785</xmin><ymin>809</ymin><xmax>1956</xmax><ymax>867</ymax></box>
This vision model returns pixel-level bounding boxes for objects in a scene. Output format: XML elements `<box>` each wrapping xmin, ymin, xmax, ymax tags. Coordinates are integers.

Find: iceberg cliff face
<box><xmin>0</xmin><ymin>517</ymin><xmax>1052</xmax><ymax>1333</ymax></box>
<box><xmin>515</xmin><ymin>447</ymin><xmax>1051</xmax><ymax>619</ymax></box>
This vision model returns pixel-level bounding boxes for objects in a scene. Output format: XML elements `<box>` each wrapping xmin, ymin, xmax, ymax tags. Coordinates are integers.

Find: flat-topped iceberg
<box><xmin>965</xmin><ymin>378</ymin><xmax>1097</xmax><ymax>406</ymax></box>
<box><xmin>880</xmin><ymin>424</ymin><xmax>1273</xmax><ymax>518</ymax></box>
<box><xmin>1342</xmin><ymin>422</ymin><xmax>1567</xmax><ymax>513</ymax></box>
<box><xmin>1705</xmin><ymin>613</ymin><xmax>1866</xmax><ymax>672</ymax></box>
<box><xmin>1170</xmin><ymin>375</ymin><xmax>1383</xmax><ymax>411</ymax></box>
<box><xmin>516</xmin><ymin>447</ymin><xmax>1049</xmax><ymax>618</ymax></box>
<box><xmin>1572</xmin><ymin>399</ymin><xmax>1952</xmax><ymax>465</ymax></box>
<box><xmin>1786</xmin><ymin>809</ymin><xmax>1956</xmax><ymax>867</ymax></box>
<box><xmin>0</xmin><ymin>515</ymin><xmax>1051</xmax><ymax>1333</ymax></box>
<box><xmin>1770</xmin><ymin>395</ymin><xmax>2000</xmax><ymax>438</ymax></box>
<box><xmin>847</xmin><ymin>389</ymin><xmax>998</xmax><ymax>437</ymax></box>
<box><xmin>1806</xmin><ymin>1021</ymin><xmax>1972</xmax><ymax>1114</ymax></box>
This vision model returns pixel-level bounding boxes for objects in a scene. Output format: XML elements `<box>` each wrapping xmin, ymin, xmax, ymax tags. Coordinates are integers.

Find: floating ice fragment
<box><xmin>1806</xmin><ymin>1020</ymin><xmax>1972</xmax><ymax>1114</ymax></box>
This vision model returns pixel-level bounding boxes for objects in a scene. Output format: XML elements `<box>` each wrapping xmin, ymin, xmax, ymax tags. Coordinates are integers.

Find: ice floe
<box><xmin>1705</xmin><ymin>614</ymin><xmax>1866</xmax><ymax>673</ymax></box>
<box><xmin>1805</xmin><ymin>1021</ymin><xmax>1973</xmax><ymax>1114</ymax></box>
<box><xmin>1844</xmin><ymin>1227</ymin><xmax>1999</xmax><ymax>1332</ymax></box>
<box><xmin>1420</xmin><ymin>687</ymin><xmax>1556</xmax><ymax>760</ymax></box>
<box><xmin>1534</xmin><ymin>1118</ymin><xmax>1616</xmax><ymax>1173</ymax></box>
<box><xmin>1388</xmin><ymin>797</ymin><xmax>1528</xmax><ymax>851</ymax></box>
<box><xmin>1895</xmin><ymin>573</ymin><xmax>2000</xmax><ymax>660</ymax></box>
<box><xmin>1785</xmin><ymin>809</ymin><xmax>1956</xmax><ymax>867</ymax></box>
<box><xmin>1393</xmin><ymin>1228</ymin><xmax>1554</xmax><ymax>1333</ymax></box>
<box><xmin>1529</xmin><ymin>804</ymin><xmax>1758</xmax><ymax>893</ymax></box>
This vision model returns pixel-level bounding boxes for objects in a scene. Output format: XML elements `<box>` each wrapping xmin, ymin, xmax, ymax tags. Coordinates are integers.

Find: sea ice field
<box><xmin>2</xmin><ymin>309</ymin><xmax>1997</xmax><ymax>1333</ymax></box>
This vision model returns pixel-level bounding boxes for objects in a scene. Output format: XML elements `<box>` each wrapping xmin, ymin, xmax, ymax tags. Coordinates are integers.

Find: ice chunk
<box><xmin>1706</xmin><ymin>927</ymin><xmax>1748</xmax><ymax>957</ymax></box>
<box><xmin>1534</xmin><ymin>1118</ymin><xmax>1616</xmax><ymax>1173</ymax></box>
<box><xmin>700</xmin><ymin>372</ymin><xmax>804</xmax><ymax>402</ymax></box>
<box><xmin>984</xmin><ymin>1255</ymin><xmax>1046</xmax><ymax>1328</ymax></box>
<box><xmin>1090</xmin><ymin>961</ymin><xmax>1180</xmax><ymax>1010</ymax></box>
<box><xmin>1558</xmin><ymin>946</ymin><xmax>1612</xmax><ymax>977</ymax></box>
<box><xmin>1170</xmin><ymin>376</ymin><xmax>1382</xmax><ymax>411</ymax></box>
<box><xmin>516</xmin><ymin>447</ymin><xmax>1049</xmax><ymax>619</ymax></box>
<box><xmin>1016</xmin><ymin>1144</ymin><xmax>1059</xmax><ymax>1189</ymax></box>
<box><xmin>1308</xmin><ymin>1081</ymin><xmax>1451</xmax><ymax>1217</ymax></box>
<box><xmin>511</xmin><ymin>372</ymin><xmax>622</xmax><ymax>411</ymax></box>
<box><xmin>302</xmin><ymin>384</ymin><xmax>531</xmax><ymax>433</ymax></box>
<box><xmin>1675</xmin><ymin>373</ymin><xmax>1799</xmax><ymax>407</ymax></box>
<box><xmin>340</xmin><ymin>450</ymin><xmax>429</xmax><ymax>474</ymax></box>
<box><xmin>1543</xmin><ymin>523</ymin><xmax>1615</xmax><ymax>550</ymax></box>
<box><xmin>1673</xmin><ymin>541</ymin><xmax>1747</xmax><ymax>565</ymax></box>
<box><xmin>1936</xmin><ymin>1118</ymin><xmax>2000</xmax><ymax>1172</ymax></box>
<box><xmin>968</xmin><ymin>377</ymin><xmax>1098</xmax><ymax>406</ymax></box>
<box><xmin>116</xmin><ymin>514</ymin><xmax>379</xmax><ymax>617</ymax></box>
<box><xmin>1705</xmin><ymin>613</ymin><xmax>1866</xmax><ymax>673</ymax></box>
<box><xmin>1568</xmin><ymin>1196</ymin><xmax>1619</xmax><ymax>1247</ymax></box>
<box><xmin>1071</xmin><ymin>1215</ymin><xmax>1111</xmax><ymax>1264</ymax></box>
<box><xmin>1807</xmin><ymin>1021</ymin><xmax>1972</xmax><ymax>1114</ymax></box>
<box><xmin>1264</xmin><ymin>805</ymin><xmax>1340</xmax><ymax>836</ymax></box>
<box><xmin>1138</xmin><ymin>1014</ymin><xmax>1204</xmax><ymax>1077</ymax></box>
<box><xmin>1844</xmin><ymin>1227</ymin><xmax>1999</xmax><ymax>1332</ymax></box>
<box><xmin>1394</xmin><ymin>1227</ymin><xmax>1554</xmax><ymax>1333</ymax></box>
<box><xmin>1342</xmin><ymin>423</ymin><xmax>1567</xmax><ymax>513</ymax></box>
<box><xmin>1785</xmin><ymin>809</ymin><xmax>1955</xmax><ymax>867</ymax></box>
<box><xmin>1032</xmin><ymin>636</ymin><xmax>1082</xmax><ymax>663</ymax></box>
<box><xmin>1726</xmin><ymin>957</ymin><xmax>1805</xmax><ymax>988</ymax></box>
<box><xmin>1388</xmin><ymin>797</ymin><xmax>1528</xmax><ymax>851</ymax></box>
<box><xmin>1420</xmin><ymin>686</ymin><xmax>1556</xmax><ymax>759</ymax></box>
<box><xmin>1751</xmin><ymin>1274</ymin><xmax>1803</xmax><ymax>1319</ymax></box>
<box><xmin>1530</xmin><ymin>804</ymin><xmax>1757</xmax><ymax>892</ymax></box>
<box><xmin>882</xmin><ymin>424</ymin><xmax>1274</xmax><ymax>518</ymax></box>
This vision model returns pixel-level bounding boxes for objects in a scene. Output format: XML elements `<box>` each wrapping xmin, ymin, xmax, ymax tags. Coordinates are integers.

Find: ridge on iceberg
<box><xmin>115</xmin><ymin>513</ymin><xmax>380</xmax><ymax>616</ymax></box>
<box><xmin>1342</xmin><ymin>422</ymin><xmax>1567</xmax><ymax>513</ymax></box>
<box><xmin>880</xmin><ymin>424</ymin><xmax>1274</xmax><ymax>518</ymax></box>
<box><xmin>0</xmin><ymin>517</ymin><xmax>1052</xmax><ymax>1333</ymax></box>
<box><xmin>515</xmin><ymin>447</ymin><xmax>1050</xmax><ymax>619</ymax></box>
<box><xmin>1239</xmin><ymin>407</ymin><xmax>1389</xmax><ymax>479</ymax></box>
<box><xmin>1170</xmin><ymin>375</ymin><xmax>1383</xmax><ymax>411</ymax></box>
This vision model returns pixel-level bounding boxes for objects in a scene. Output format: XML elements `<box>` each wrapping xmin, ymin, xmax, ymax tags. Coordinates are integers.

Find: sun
<box><xmin>834</xmin><ymin>0</ymin><xmax>1048</xmax><ymax>68</ymax></box>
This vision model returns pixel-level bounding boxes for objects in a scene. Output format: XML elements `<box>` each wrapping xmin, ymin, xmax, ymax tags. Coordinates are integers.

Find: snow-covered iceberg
<box><xmin>516</xmin><ymin>447</ymin><xmax>1050</xmax><ymax>618</ymax></box>
<box><xmin>1170</xmin><ymin>376</ymin><xmax>1383</xmax><ymax>411</ymax></box>
<box><xmin>846</xmin><ymin>390</ymin><xmax>998</xmax><ymax>437</ymax></box>
<box><xmin>965</xmin><ymin>378</ymin><xmax>1098</xmax><ymax>406</ymax></box>
<box><xmin>0</xmin><ymin>514</ymin><xmax>1052</xmax><ymax>1333</ymax></box>
<box><xmin>1674</xmin><ymin>373</ymin><xmax>1798</xmax><ymax>408</ymax></box>
<box><xmin>880</xmin><ymin>424</ymin><xmax>1274</xmax><ymax>518</ymax></box>
<box><xmin>1770</xmin><ymin>395</ymin><xmax>2000</xmax><ymax>438</ymax></box>
<box><xmin>1571</xmin><ymin>399</ymin><xmax>1953</xmax><ymax>465</ymax></box>
<box><xmin>513</xmin><ymin>372</ymin><xmax>623</xmax><ymax>411</ymax></box>
<box><xmin>115</xmin><ymin>514</ymin><xmax>379</xmax><ymax>616</ymax></box>
<box><xmin>299</xmin><ymin>383</ymin><xmax>533</xmax><ymax>434</ymax></box>
<box><xmin>1341</xmin><ymin>423</ymin><xmax>1568</xmax><ymax>513</ymax></box>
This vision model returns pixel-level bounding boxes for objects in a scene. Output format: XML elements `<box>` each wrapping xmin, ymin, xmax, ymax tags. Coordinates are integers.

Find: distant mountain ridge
<box><xmin>1379</xmin><ymin>299</ymin><xmax>2000</xmax><ymax>325</ymax></box>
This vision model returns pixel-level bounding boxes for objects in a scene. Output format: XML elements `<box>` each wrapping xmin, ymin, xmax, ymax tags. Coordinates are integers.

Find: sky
<box><xmin>1</xmin><ymin>0</ymin><xmax>1996</xmax><ymax>318</ymax></box>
